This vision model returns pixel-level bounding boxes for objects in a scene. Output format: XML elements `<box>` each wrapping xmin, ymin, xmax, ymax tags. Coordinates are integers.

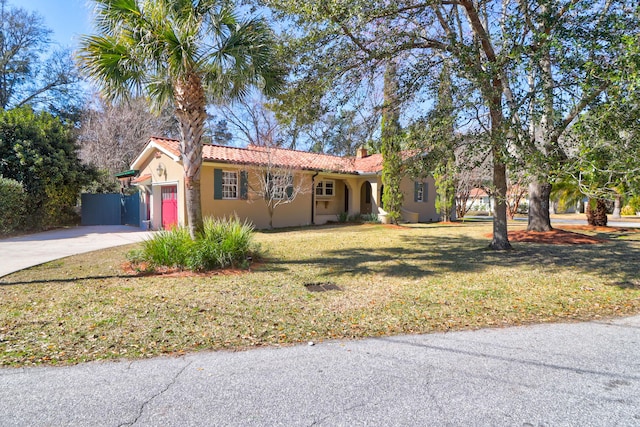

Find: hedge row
<box><xmin>0</xmin><ymin>177</ymin><xmax>26</xmax><ymax>236</ymax></box>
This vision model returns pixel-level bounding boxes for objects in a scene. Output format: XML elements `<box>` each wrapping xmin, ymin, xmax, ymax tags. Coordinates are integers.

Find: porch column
<box><xmin>370</xmin><ymin>180</ymin><xmax>381</xmax><ymax>214</ymax></box>
<box><xmin>345</xmin><ymin>179</ymin><xmax>360</xmax><ymax>216</ymax></box>
<box><xmin>151</xmin><ymin>184</ymin><xmax>162</xmax><ymax>230</ymax></box>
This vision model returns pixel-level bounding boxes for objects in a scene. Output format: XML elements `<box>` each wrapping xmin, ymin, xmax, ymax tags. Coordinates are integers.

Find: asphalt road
<box><xmin>2</xmin><ymin>315</ymin><xmax>639</xmax><ymax>426</ymax></box>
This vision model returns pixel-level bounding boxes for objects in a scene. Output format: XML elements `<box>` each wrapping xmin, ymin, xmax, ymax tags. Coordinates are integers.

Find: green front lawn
<box><xmin>1</xmin><ymin>222</ymin><xmax>639</xmax><ymax>367</ymax></box>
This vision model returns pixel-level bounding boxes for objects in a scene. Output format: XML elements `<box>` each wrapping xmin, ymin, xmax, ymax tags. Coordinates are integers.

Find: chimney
<box><xmin>356</xmin><ymin>147</ymin><xmax>368</xmax><ymax>158</ymax></box>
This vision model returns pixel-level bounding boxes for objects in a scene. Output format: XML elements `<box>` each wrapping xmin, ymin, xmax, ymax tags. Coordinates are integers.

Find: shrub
<box><xmin>348</xmin><ymin>214</ymin><xmax>361</xmax><ymax>222</ymax></box>
<box><xmin>337</xmin><ymin>212</ymin><xmax>349</xmax><ymax>223</ymax></box>
<box><xmin>360</xmin><ymin>213</ymin><xmax>380</xmax><ymax>223</ymax></box>
<box><xmin>628</xmin><ymin>196</ymin><xmax>640</xmax><ymax>214</ymax></box>
<box><xmin>621</xmin><ymin>205</ymin><xmax>636</xmax><ymax>216</ymax></box>
<box><xmin>128</xmin><ymin>216</ymin><xmax>258</xmax><ymax>272</ymax></box>
<box><xmin>0</xmin><ymin>177</ymin><xmax>26</xmax><ymax>235</ymax></box>
<box><xmin>138</xmin><ymin>227</ymin><xmax>194</xmax><ymax>269</ymax></box>
<box><xmin>517</xmin><ymin>201</ymin><xmax>529</xmax><ymax>214</ymax></box>
<box><xmin>188</xmin><ymin>217</ymin><xmax>256</xmax><ymax>270</ymax></box>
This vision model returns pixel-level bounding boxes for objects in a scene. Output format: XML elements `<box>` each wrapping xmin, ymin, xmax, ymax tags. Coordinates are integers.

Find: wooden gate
<box><xmin>81</xmin><ymin>193</ymin><xmax>140</xmax><ymax>226</ymax></box>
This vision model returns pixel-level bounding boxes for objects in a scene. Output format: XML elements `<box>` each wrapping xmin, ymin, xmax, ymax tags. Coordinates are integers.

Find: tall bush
<box><xmin>628</xmin><ymin>196</ymin><xmax>640</xmax><ymax>214</ymax></box>
<box><xmin>129</xmin><ymin>217</ymin><xmax>258</xmax><ymax>272</ymax></box>
<box><xmin>0</xmin><ymin>107</ymin><xmax>90</xmax><ymax>228</ymax></box>
<box><xmin>0</xmin><ymin>176</ymin><xmax>26</xmax><ymax>235</ymax></box>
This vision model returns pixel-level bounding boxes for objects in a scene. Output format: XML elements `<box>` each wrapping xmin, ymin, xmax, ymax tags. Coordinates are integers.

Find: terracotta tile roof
<box><xmin>469</xmin><ymin>188</ymin><xmax>489</xmax><ymax>198</ymax></box>
<box><xmin>148</xmin><ymin>137</ymin><xmax>385</xmax><ymax>175</ymax></box>
<box><xmin>132</xmin><ymin>174</ymin><xmax>152</xmax><ymax>184</ymax></box>
<box><xmin>150</xmin><ymin>136</ymin><xmax>181</xmax><ymax>158</ymax></box>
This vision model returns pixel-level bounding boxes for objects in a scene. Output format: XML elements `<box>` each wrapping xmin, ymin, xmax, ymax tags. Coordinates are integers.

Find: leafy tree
<box><xmin>566</xmin><ymin>80</ymin><xmax>640</xmax><ymax>226</ymax></box>
<box><xmin>308</xmin><ymin>109</ymin><xmax>378</xmax><ymax>156</ymax></box>
<box><xmin>79</xmin><ymin>0</ymin><xmax>284</xmax><ymax>239</ymax></box>
<box><xmin>499</xmin><ymin>1</ymin><xmax>637</xmax><ymax>231</ymax></box>
<box><xmin>264</xmin><ymin>0</ymin><xmax>515</xmax><ymax>248</ymax></box>
<box><xmin>266</xmin><ymin>28</ymin><xmax>380</xmax><ymax>154</ymax></box>
<box><xmin>428</xmin><ymin>63</ymin><xmax>457</xmax><ymax>222</ymax></box>
<box><xmin>0</xmin><ymin>0</ymin><xmax>83</xmax><ymax>117</ymax></box>
<box><xmin>211</xmin><ymin>119</ymin><xmax>234</xmax><ymax>145</ymax></box>
<box><xmin>264</xmin><ymin>0</ymin><xmax>639</xmax><ymax>247</ymax></box>
<box><xmin>550</xmin><ymin>177</ymin><xmax>585</xmax><ymax>215</ymax></box>
<box><xmin>0</xmin><ymin>107</ymin><xmax>90</xmax><ymax>229</ymax></box>
<box><xmin>380</xmin><ymin>60</ymin><xmax>403</xmax><ymax>224</ymax></box>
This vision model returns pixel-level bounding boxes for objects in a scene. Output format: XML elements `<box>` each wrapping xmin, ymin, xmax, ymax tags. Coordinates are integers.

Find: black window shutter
<box><xmin>240</xmin><ymin>171</ymin><xmax>248</xmax><ymax>200</ymax></box>
<box><xmin>214</xmin><ymin>169</ymin><xmax>222</xmax><ymax>199</ymax></box>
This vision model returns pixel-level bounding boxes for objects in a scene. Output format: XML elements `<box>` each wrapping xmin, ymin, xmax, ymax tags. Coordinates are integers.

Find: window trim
<box><xmin>222</xmin><ymin>170</ymin><xmax>239</xmax><ymax>200</ymax></box>
<box><xmin>269</xmin><ymin>173</ymin><xmax>294</xmax><ymax>200</ymax></box>
<box><xmin>414</xmin><ymin>181</ymin><xmax>428</xmax><ymax>203</ymax></box>
<box><xmin>416</xmin><ymin>183</ymin><xmax>424</xmax><ymax>202</ymax></box>
<box><xmin>315</xmin><ymin>179</ymin><xmax>335</xmax><ymax>198</ymax></box>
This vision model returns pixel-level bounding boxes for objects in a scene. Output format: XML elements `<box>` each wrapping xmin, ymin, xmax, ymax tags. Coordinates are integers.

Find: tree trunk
<box><xmin>460</xmin><ymin>1</ymin><xmax>510</xmax><ymax>249</ymax></box>
<box><xmin>174</xmin><ymin>73</ymin><xmax>206</xmax><ymax>239</ymax></box>
<box><xmin>527</xmin><ymin>181</ymin><xmax>553</xmax><ymax>231</ymax></box>
<box><xmin>487</xmin><ymin>87</ymin><xmax>511</xmax><ymax>250</ymax></box>
<box><xmin>184</xmin><ymin>177</ymin><xmax>203</xmax><ymax>237</ymax></box>
<box><xmin>612</xmin><ymin>195</ymin><xmax>622</xmax><ymax>219</ymax></box>
<box><xmin>490</xmin><ymin>158</ymin><xmax>511</xmax><ymax>250</ymax></box>
<box><xmin>586</xmin><ymin>199</ymin><xmax>608</xmax><ymax>226</ymax></box>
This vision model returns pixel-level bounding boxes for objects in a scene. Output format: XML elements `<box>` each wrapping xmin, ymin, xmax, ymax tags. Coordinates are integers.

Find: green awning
<box><xmin>115</xmin><ymin>169</ymin><xmax>138</xmax><ymax>178</ymax></box>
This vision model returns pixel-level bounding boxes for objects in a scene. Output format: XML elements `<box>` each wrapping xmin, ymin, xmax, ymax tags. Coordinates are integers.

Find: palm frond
<box><xmin>80</xmin><ymin>0</ymin><xmax>284</xmax><ymax>107</ymax></box>
<box><xmin>92</xmin><ymin>0</ymin><xmax>143</xmax><ymax>37</ymax></box>
<box><xmin>147</xmin><ymin>78</ymin><xmax>174</xmax><ymax>113</ymax></box>
<box><xmin>202</xmin><ymin>17</ymin><xmax>284</xmax><ymax>102</ymax></box>
<box><xmin>77</xmin><ymin>35</ymin><xmax>145</xmax><ymax>101</ymax></box>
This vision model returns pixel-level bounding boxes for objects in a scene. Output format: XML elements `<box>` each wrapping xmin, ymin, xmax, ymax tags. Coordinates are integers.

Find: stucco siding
<box><xmin>132</xmin><ymin>143</ymin><xmax>441</xmax><ymax>229</ymax></box>
<box><xmin>136</xmin><ymin>151</ymin><xmax>185</xmax><ymax>229</ymax></box>
<box><xmin>400</xmin><ymin>176</ymin><xmax>440</xmax><ymax>222</ymax></box>
<box><xmin>201</xmin><ymin>163</ymin><xmax>312</xmax><ymax>229</ymax></box>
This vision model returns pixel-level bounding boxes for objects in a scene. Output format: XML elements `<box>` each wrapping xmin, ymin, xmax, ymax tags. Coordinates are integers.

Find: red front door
<box><xmin>161</xmin><ymin>186</ymin><xmax>178</xmax><ymax>229</ymax></box>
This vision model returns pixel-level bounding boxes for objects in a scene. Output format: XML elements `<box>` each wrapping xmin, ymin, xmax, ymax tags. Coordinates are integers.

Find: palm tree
<box><xmin>79</xmin><ymin>0</ymin><xmax>284</xmax><ymax>238</ymax></box>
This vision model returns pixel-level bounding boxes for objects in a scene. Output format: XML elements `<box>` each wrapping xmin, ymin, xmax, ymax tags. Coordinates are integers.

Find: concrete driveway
<box><xmin>1</xmin><ymin>315</ymin><xmax>639</xmax><ymax>426</ymax></box>
<box><xmin>0</xmin><ymin>225</ymin><xmax>153</xmax><ymax>278</ymax></box>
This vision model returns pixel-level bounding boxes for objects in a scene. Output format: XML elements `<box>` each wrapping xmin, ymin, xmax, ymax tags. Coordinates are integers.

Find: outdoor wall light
<box><xmin>156</xmin><ymin>162</ymin><xmax>166</xmax><ymax>179</ymax></box>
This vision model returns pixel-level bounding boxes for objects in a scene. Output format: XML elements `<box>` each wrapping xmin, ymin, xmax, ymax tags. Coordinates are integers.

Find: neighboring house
<box><xmin>463</xmin><ymin>186</ymin><xmax>530</xmax><ymax>215</ymax></box>
<box><xmin>129</xmin><ymin>137</ymin><xmax>438</xmax><ymax>229</ymax></box>
<box><xmin>465</xmin><ymin>188</ymin><xmax>494</xmax><ymax>213</ymax></box>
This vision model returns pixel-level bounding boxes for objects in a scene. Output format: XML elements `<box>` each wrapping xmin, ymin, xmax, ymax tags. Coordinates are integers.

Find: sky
<box><xmin>17</xmin><ymin>0</ymin><xmax>94</xmax><ymax>49</ymax></box>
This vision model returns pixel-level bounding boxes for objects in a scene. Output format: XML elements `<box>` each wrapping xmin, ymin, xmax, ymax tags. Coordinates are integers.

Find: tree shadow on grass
<box><xmin>0</xmin><ymin>275</ymin><xmax>137</xmax><ymax>287</ymax></box>
<box><xmin>273</xmin><ymin>235</ymin><xmax>492</xmax><ymax>280</ymax></box>
<box><xmin>405</xmin><ymin>233</ymin><xmax>640</xmax><ymax>290</ymax></box>
<box><xmin>272</xmin><ymin>230</ymin><xmax>640</xmax><ymax>290</ymax></box>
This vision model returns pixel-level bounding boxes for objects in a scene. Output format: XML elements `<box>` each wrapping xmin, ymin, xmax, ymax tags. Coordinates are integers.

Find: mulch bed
<box><xmin>506</xmin><ymin>228</ymin><xmax>606</xmax><ymax>245</ymax></box>
<box><xmin>121</xmin><ymin>261</ymin><xmax>260</xmax><ymax>277</ymax></box>
<box><xmin>498</xmin><ymin>225</ymin><xmax>640</xmax><ymax>245</ymax></box>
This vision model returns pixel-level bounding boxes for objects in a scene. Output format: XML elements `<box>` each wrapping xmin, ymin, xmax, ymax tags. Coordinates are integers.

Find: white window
<box><xmin>270</xmin><ymin>173</ymin><xmax>293</xmax><ymax>200</ymax></box>
<box><xmin>415</xmin><ymin>181</ymin><xmax>428</xmax><ymax>203</ymax></box>
<box><xmin>416</xmin><ymin>184</ymin><xmax>424</xmax><ymax>202</ymax></box>
<box><xmin>316</xmin><ymin>180</ymin><xmax>335</xmax><ymax>197</ymax></box>
<box><xmin>222</xmin><ymin>171</ymin><xmax>238</xmax><ymax>199</ymax></box>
